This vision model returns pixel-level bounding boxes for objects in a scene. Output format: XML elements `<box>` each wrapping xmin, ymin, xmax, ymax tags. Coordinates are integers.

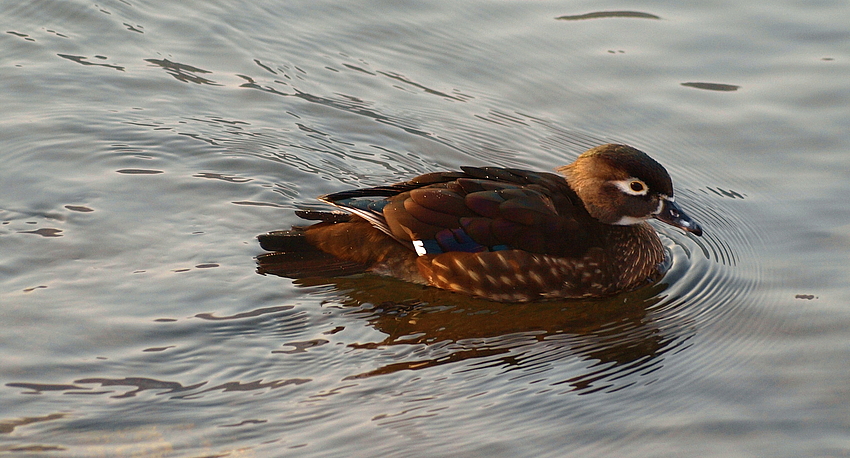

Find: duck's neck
<box><xmin>604</xmin><ymin>223</ymin><xmax>666</xmax><ymax>289</ymax></box>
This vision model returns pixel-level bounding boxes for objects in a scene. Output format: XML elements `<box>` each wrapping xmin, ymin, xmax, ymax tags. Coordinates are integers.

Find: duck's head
<box><xmin>559</xmin><ymin>144</ymin><xmax>703</xmax><ymax>236</ymax></box>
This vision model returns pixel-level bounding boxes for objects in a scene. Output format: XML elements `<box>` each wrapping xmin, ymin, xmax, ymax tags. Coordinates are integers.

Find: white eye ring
<box><xmin>612</xmin><ymin>178</ymin><xmax>649</xmax><ymax>196</ymax></box>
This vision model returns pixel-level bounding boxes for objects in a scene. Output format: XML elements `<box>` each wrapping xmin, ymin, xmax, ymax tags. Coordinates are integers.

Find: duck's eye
<box><xmin>613</xmin><ymin>178</ymin><xmax>649</xmax><ymax>196</ymax></box>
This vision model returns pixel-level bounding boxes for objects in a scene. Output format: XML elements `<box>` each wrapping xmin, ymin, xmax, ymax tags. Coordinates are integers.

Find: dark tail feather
<box><xmin>256</xmin><ymin>230</ymin><xmax>369</xmax><ymax>278</ymax></box>
<box><xmin>293</xmin><ymin>209</ymin><xmax>351</xmax><ymax>223</ymax></box>
<box><xmin>257</xmin><ymin>230</ymin><xmax>313</xmax><ymax>252</ymax></box>
<box><xmin>256</xmin><ymin>252</ymin><xmax>369</xmax><ymax>278</ymax></box>
<box><xmin>257</xmin><ymin>210</ymin><xmax>351</xmax><ymax>251</ymax></box>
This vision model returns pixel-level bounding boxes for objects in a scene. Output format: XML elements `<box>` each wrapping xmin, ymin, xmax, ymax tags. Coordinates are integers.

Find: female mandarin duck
<box><xmin>257</xmin><ymin>144</ymin><xmax>702</xmax><ymax>302</ymax></box>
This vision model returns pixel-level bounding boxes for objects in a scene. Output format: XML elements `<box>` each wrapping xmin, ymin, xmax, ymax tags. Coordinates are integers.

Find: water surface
<box><xmin>2</xmin><ymin>0</ymin><xmax>849</xmax><ymax>456</ymax></box>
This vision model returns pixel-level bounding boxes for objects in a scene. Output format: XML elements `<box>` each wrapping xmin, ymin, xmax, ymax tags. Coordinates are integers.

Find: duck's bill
<box><xmin>655</xmin><ymin>199</ymin><xmax>703</xmax><ymax>236</ymax></box>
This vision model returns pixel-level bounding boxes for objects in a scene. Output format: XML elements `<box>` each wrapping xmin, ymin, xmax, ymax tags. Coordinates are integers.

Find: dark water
<box><xmin>2</xmin><ymin>0</ymin><xmax>849</xmax><ymax>456</ymax></box>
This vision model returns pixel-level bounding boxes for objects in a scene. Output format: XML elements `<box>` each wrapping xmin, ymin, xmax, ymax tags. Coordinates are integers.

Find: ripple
<box><xmin>115</xmin><ymin>168</ymin><xmax>164</xmax><ymax>174</ymax></box>
<box><xmin>681</xmin><ymin>82</ymin><xmax>741</xmax><ymax>92</ymax></box>
<box><xmin>641</xmin><ymin>178</ymin><xmax>775</xmax><ymax>391</ymax></box>
<box><xmin>64</xmin><ymin>205</ymin><xmax>94</xmax><ymax>212</ymax></box>
<box><xmin>0</xmin><ymin>413</ymin><xmax>66</xmax><ymax>434</ymax></box>
<box><xmin>555</xmin><ymin>11</ymin><xmax>661</xmax><ymax>21</ymax></box>
<box><xmin>6</xmin><ymin>31</ymin><xmax>36</xmax><ymax>42</ymax></box>
<box><xmin>57</xmin><ymin>53</ymin><xmax>124</xmax><ymax>71</ymax></box>
<box><xmin>143</xmin><ymin>58</ymin><xmax>221</xmax><ymax>86</ymax></box>
<box><xmin>18</xmin><ymin>228</ymin><xmax>63</xmax><ymax>237</ymax></box>
<box><xmin>6</xmin><ymin>377</ymin><xmax>312</xmax><ymax>400</ymax></box>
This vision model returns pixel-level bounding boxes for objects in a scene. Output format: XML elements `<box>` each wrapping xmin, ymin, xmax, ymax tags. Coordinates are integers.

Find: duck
<box><xmin>257</xmin><ymin>143</ymin><xmax>702</xmax><ymax>302</ymax></box>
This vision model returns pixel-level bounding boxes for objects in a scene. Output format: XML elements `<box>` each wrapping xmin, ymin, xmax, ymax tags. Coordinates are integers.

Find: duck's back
<box><xmin>323</xmin><ymin>167</ymin><xmax>595</xmax><ymax>257</ymax></box>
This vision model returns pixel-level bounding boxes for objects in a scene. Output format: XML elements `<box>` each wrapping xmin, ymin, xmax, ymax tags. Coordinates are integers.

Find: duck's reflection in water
<box><xmin>276</xmin><ymin>270</ymin><xmax>686</xmax><ymax>393</ymax></box>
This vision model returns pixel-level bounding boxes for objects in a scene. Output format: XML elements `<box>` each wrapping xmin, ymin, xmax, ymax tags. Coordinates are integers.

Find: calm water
<box><xmin>2</xmin><ymin>0</ymin><xmax>849</xmax><ymax>456</ymax></box>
